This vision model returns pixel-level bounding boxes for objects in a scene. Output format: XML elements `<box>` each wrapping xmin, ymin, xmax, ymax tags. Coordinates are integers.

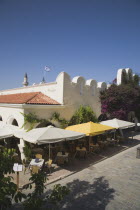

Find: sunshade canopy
<box><xmin>100</xmin><ymin>118</ymin><xmax>135</xmax><ymax>129</ymax></box>
<box><xmin>65</xmin><ymin>121</ymin><xmax>115</xmax><ymax>136</ymax></box>
<box><xmin>14</xmin><ymin>125</ymin><xmax>86</xmax><ymax>144</ymax></box>
<box><xmin>0</xmin><ymin>122</ymin><xmax>21</xmax><ymax>139</ymax></box>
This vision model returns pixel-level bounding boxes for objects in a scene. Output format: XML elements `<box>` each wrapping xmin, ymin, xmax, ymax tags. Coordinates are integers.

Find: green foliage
<box><xmin>21</xmin><ymin>112</ymin><xmax>51</xmax><ymax>131</ymax></box>
<box><xmin>69</xmin><ymin>105</ymin><xmax>98</xmax><ymax>125</ymax></box>
<box><xmin>0</xmin><ymin>149</ymin><xmax>69</xmax><ymax>210</ymax></box>
<box><xmin>23</xmin><ymin>172</ymin><xmax>47</xmax><ymax>210</ymax></box>
<box><xmin>121</xmin><ymin>71</ymin><xmax>128</xmax><ymax>85</ymax></box>
<box><xmin>23</xmin><ymin>174</ymin><xmax>69</xmax><ymax>210</ymax></box>
<box><xmin>51</xmin><ymin>106</ymin><xmax>98</xmax><ymax>127</ymax></box>
<box><xmin>22</xmin><ymin>106</ymin><xmax>97</xmax><ymax>129</ymax></box>
<box><xmin>133</xmin><ymin>74</ymin><xmax>140</xmax><ymax>87</ymax></box>
<box><xmin>0</xmin><ymin>148</ymin><xmax>25</xmax><ymax>209</ymax></box>
<box><xmin>121</xmin><ymin>71</ymin><xmax>140</xmax><ymax>87</ymax></box>
<box><xmin>23</xmin><ymin>143</ymin><xmax>32</xmax><ymax>160</ymax></box>
<box><xmin>51</xmin><ymin>112</ymin><xmax>69</xmax><ymax>128</ymax></box>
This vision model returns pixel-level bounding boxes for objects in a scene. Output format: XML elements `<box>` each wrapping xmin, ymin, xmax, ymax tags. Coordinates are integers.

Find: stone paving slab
<box><xmin>46</xmin><ymin>134</ymin><xmax>140</xmax><ymax>210</ymax></box>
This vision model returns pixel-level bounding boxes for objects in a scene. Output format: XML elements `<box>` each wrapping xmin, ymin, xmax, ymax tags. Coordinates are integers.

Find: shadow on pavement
<box><xmin>56</xmin><ymin>176</ymin><xmax>115</xmax><ymax>210</ymax></box>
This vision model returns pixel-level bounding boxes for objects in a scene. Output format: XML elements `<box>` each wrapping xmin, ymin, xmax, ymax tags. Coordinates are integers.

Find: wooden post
<box><xmin>17</xmin><ymin>172</ymin><xmax>19</xmax><ymax>191</ymax></box>
<box><xmin>89</xmin><ymin>136</ymin><xmax>92</xmax><ymax>152</ymax></box>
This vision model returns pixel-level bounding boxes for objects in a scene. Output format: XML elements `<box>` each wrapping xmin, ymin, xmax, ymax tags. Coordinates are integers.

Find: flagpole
<box><xmin>44</xmin><ymin>66</ymin><xmax>51</xmax><ymax>82</ymax></box>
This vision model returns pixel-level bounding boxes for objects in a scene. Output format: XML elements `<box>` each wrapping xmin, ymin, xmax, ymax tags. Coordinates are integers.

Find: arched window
<box><xmin>11</xmin><ymin>119</ymin><xmax>18</xmax><ymax>126</ymax></box>
<box><xmin>0</xmin><ymin>116</ymin><xmax>2</xmax><ymax>121</ymax></box>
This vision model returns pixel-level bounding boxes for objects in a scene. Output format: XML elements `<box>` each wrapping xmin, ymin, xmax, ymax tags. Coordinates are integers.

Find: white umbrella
<box><xmin>14</xmin><ymin>125</ymin><xmax>86</xmax><ymax>159</ymax></box>
<box><xmin>100</xmin><ymin>118</ymin><xmax>135</xmax><ymax>129</ymax></box>
<box><xmin>0</xmin><ymin>127</ymin><xmax>14</xmax><ymax>139</ymax></box>
<box><xmin>0</xmin><ymin>124</ymin><xmax>21</xmax><ymax>140</ymax></box>
<box><xmin>14</xmin><ymin>125</ymin><xmax>85</xmax><ymax>144</ymax></box>
<box><xmin>0</xmin><ymin>121</ymin><xmax>6</xmax><ymax>128</ymax></box>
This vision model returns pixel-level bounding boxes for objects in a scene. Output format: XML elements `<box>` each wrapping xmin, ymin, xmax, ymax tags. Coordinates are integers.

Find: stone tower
<box><xmin>22</xmin><ymin>73</ymin><xmax>29</xmax><ymax>87</ymax></box>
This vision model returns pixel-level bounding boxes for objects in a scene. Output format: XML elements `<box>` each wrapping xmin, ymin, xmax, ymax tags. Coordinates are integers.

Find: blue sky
<box><xmin>0</xmin><ymin>0</ymin><xmax>140</xmax><ymax>90</ymax></box>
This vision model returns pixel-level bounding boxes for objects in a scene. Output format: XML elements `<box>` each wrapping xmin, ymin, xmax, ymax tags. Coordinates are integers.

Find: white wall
<box><xmin>62</xmin><ymin>72</ymin><xmax>106</xmax><ymax>118</ymax></box>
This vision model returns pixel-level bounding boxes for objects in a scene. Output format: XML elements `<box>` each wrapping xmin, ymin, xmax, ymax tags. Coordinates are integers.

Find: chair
<box><xmin>79</xmin><ymin>150</ymin><xmax>87</xmax><ymax>159</ymax></box>
<box><xmin>45</xmin><ymin>159</ymin><xmax>53</xmax><ymax>173</ymax></box>
<box><xmin>90</xmin><ymin>144</ymin><xmax>100</xmax><ymax>154</ymax></box>
<box><xmin>57</xmin><ymin>156</ymin><xmax>65</xmax><ymax>165</ymax></box>
<box><xmin>35</xmin><ymin>154</ymin><xmax>42</xmax><ymax>159</ymax></box>
<box><xmin>118</xmin><ymin>136</ymin><xmax>125</xmax><ymax>144</ymax></box>
<box><xmin>31</xmin><ymin>165</ymin><xmax>40</xmax><ymax>174</ymax></box>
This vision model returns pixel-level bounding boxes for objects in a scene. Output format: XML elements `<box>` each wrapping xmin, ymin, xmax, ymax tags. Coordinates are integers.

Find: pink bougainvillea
<box><xmin>100</xmin><ymin>84</ymin><xmax>140</xmax><ymax>121</ymax></box>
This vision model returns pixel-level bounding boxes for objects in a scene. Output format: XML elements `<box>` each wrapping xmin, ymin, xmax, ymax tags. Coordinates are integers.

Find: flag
<box><xmin>44</xmin><ymin>66</ymin><xmax>51</xmax><ymax>72</ymax></box>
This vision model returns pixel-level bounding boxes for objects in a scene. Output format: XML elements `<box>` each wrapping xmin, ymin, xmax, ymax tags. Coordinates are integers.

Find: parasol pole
<box><xmin>49</xmin><ymin>143</ymin><xmax>51</xmax><ymax>160</ymax></box>
<box><xmin>114</xmin><ymin>130</ymin><xmax>116</xmax><ymax>140</ymax></box>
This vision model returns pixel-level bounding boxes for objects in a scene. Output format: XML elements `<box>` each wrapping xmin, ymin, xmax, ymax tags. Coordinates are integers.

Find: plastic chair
<box><xmin>31</xmin><ymin>165</ymin><xmax>40</xmax><ymax>174</ymax></box>
<box><xmin>90</xmin><ymin>144</ymin><xmax>100</xmax><ymax>154</ymax></box>
<box><xmin>45</xmin><ymin>159</ymin><xmax>53</xmax><ymax>173</ymax></box>
<box><xmin>35</xmin><ymin>154</ymin><xmax>42</xmax><ymax>159</ymax></box>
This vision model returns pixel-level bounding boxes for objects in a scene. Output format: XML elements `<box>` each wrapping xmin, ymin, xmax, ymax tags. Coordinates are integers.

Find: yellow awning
<box><xmin>65</xmin><ymin>121</ymin><xmax>115</xmax><ymax>136</ymax></box>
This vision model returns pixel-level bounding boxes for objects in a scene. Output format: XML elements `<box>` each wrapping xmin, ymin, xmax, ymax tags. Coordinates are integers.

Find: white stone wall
<box><xmin>61</xmin><ymin>72</ymin><xmax>105</xmax><ymax>118</ymax></box>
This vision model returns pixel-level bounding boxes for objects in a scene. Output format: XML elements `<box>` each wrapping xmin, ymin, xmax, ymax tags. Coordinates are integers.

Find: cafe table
<box><xmin>56</xmin><ymin>152</ymin><xmax>69</xmax><ymax>164</ymax></box>
<box><xmin>74</xmin><ymin>147</ymin><xmax>87</xmax><ymax>158</ymax></box>
<box><xmin>29</xmin><ymin>159</ymin><xmax>44</xmax><ymax>168</ymax></box>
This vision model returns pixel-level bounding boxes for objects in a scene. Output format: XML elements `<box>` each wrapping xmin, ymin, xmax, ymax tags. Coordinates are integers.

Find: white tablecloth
<box><xmin>29</xmin><ymin>159</ymin><xmax>44</xmax><ymax>167</ymax></box>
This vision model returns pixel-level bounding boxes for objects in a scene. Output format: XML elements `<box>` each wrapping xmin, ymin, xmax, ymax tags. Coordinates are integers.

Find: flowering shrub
<box><xmin>100</xmin><ymin>84</ymin><xmax>140</xmax><ymax>121</ymax></box>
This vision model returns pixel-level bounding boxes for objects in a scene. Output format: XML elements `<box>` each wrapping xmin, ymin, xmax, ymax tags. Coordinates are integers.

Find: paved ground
<box><xmin>46</xmin><ymin>133</ymin><xmax>140</xmax><ymax>210</ymax></box>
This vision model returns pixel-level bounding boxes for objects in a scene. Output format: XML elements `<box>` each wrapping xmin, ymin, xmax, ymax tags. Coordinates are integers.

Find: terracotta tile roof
<box><xmin>0</xmin><ymin>92</ymin><xmax>60</xmax><ymax>105</ymax></box>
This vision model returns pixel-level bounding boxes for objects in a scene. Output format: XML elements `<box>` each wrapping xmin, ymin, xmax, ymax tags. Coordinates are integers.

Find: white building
<box><xmin>0</xmin><ymin>68</ymin><xmax>137</xmax><ymax>159</ymax></box>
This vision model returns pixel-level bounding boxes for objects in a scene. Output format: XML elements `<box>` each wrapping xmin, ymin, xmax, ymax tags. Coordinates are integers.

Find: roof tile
<box><xmin>0</xmin><ymin>92</ymin><xmax>60</xmax><ymax>105</ymax></box>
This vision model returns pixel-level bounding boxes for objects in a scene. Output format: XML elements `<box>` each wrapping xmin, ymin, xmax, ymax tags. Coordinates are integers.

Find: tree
<box><xmin>0</xmin><ymin>148</ymin><xmax>69</xmax><ymax>209</ymax></box>
<box><xmin>121</xmin><ymin>71</ymin><xmax>128</xmax><ymax>85</ymax></box>
<box><xmin>51</xmin><ymin>106</ymin><xmax>98</xmax><ymax>128</ymax></box>
<box><xmin>69</xmin><ymin>105</ymin><xmax>98</xmax><ymax>125</ymax></box>
<box><xmin>0</xmin><ymin>148</ymin><xmax>26</xmax><ymax>209</ymax></box>
<box><xmin>133</xmin><ymin>74</ymin><xmax>140</xmax><ymax>87</ymax></box>
<box><xmin>100</xmin><ymin>84</ymin><xmax>140</xmax><ymax>121</ymax></box>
